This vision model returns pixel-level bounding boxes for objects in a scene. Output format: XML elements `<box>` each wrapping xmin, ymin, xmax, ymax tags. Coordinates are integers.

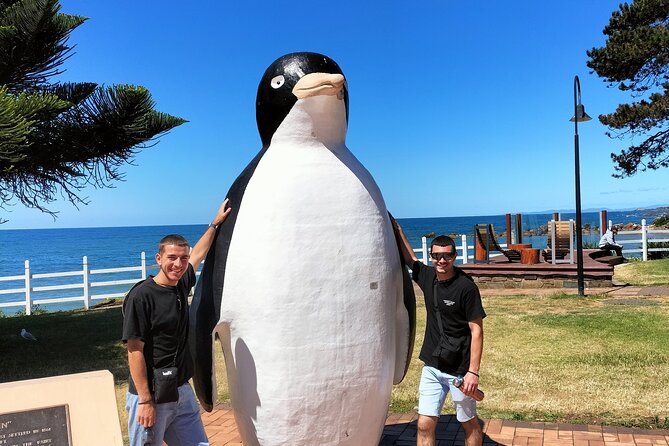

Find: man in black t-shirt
<box><xmin>122</xmin><ymin>199</ymin><xmax>231</xmax><ymax>446</ymax></box>
<box><xmin>393</xmin><ymin>220</ymin><xmax>485</xmax><ymax>446</ymax></box>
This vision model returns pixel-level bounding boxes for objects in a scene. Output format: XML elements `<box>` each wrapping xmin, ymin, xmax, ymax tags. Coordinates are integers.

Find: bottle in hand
<box><xmin>142</xmin><ymin>426</ymin><xmax>155</xmax><ymax>445</ymax></box>
<box><xmin>453</xmin><ymin>376</ymin><xmax>485</xmax><ymax>401</ymax></box>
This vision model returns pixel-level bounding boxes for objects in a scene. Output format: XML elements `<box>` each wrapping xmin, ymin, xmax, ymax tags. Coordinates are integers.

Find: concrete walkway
<box><xmin>200</xmin><ymin>405</ymin><xmax>669</xmax><ymax>445</ymax></box>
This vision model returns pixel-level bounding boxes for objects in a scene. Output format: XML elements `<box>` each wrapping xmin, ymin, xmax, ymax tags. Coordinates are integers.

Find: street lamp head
<box><xmin>570</xmin><ymin>104</ymin><xmax>592</xmax><ymax>122</ymax></box>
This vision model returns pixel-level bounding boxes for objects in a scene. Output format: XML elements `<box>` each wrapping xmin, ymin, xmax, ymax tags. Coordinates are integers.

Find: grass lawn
<box><xmin>614</xmin><ymin>257</ymin><xmax>669</xmax><ymax>286</ymax></box>
<box><xmin>1</xmin><ymin>284</ymin><xmax>668</xmax><ymax>438</ymax></box>
<box><xmin>390</xmin><ymin>289</ymin><xmax>669</xmax><ymax>428</ymax></box>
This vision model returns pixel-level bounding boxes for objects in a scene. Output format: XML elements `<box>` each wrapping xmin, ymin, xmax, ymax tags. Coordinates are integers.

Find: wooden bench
<box><xmin>589</xmin><ymin>249</ymin><xmax>624</xmax><ymax>266</ymax></box>
<box><xmin>543</xmin><ymin>220</ymin><xmax>573</xmax><ymax>263</ymax></box>
<box><xmin>593</xmin><ymin>255</ymin><xmax>625</xmax><ymax>266</ymax></box>
<box><xmin>474</xmin><ymin>223</ymin><xmax>521</xmax><ymax>263</ymax></box>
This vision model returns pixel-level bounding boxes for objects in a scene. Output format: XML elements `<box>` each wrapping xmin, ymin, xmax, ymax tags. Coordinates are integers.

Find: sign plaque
<box><xmin>0</xmin><ymin>371</ymin><xmax>122</xmax><ymax>445</ymax></box>
<box><xmin>0</xmin><ymin>405</ymin><xmax>71</xmax><ymax>446</ymax></box>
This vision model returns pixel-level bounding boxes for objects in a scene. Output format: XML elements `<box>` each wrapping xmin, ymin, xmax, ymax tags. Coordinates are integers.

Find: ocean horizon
<box><xmin>0</xmin><ymin>208</ymin><xmax>664</xmax><ymax>314</ymax></box>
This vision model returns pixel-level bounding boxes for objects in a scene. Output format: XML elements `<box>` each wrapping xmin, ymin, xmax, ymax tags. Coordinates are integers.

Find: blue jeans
<box><xmin>126</xmin><ymin>383</ymin><xmax>209</xmax><ymax>446</ymax></box>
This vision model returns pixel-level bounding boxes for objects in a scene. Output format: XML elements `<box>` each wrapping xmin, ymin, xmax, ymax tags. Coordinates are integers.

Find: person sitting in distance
<box><xmin>598</xmin><ymin>225</ymin><xmax>624</xmax><ymax>258</ymax></box>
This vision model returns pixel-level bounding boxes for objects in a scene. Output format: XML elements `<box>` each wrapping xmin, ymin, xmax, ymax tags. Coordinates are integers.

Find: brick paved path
<box><xmin>199</xmin><ymin>405</ymin><xmax>669</xmax><ymax>446</ymax></box>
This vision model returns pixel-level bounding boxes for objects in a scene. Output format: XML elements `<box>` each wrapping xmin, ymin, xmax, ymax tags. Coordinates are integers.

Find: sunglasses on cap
<box><xmin>430</xmin><ymin>252</ymin><xmax>456</xmax><ymax>261</ymax></box>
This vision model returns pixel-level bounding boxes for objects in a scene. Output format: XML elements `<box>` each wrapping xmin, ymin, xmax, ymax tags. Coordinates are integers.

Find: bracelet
<box><xmin>138</xmin><ymin>399</ymin><xmax>153</xmax><ymax>405</ymax></box>
<box><xmin>208</xmin><ymin>223</ymin><xmax>218</xmax><ymax>230</ymax></box>
<box><xmin>467</xmin><ymin>370</ymin><xmax>479</xmax><ymax>377</ymax></box>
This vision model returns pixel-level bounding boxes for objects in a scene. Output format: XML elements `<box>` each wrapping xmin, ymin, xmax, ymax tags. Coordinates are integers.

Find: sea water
<box><xmin>0</xmin><ymin>209</ymin><xmax>657</xmax><ymax>313</ymax></box>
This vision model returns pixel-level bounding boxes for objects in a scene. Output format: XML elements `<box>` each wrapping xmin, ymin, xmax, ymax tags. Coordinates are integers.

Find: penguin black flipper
<box><xmin>389</xmin><ymin>212</ymin><xmax>416</xmax><ymax>382</ymax></box>
<box><xmin>189</xmin><ymin>148</ymin><xmax>266</xmax><ymax>412</ymax></box>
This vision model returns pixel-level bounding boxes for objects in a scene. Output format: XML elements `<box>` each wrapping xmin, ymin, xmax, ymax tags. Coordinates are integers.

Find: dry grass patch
<box><xmin>464</xmin><ymin>293</ymin><xmax>669</xmax><ymax>427</ymax></box>
<box><xmin>614</xmin><ymin>258</ymin><xmax>669</xmax><ymax>286</ymax></box>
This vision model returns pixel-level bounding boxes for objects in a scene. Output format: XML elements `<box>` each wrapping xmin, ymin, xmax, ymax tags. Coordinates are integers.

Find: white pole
<box><xmin>421</xmin><ymin>237</ymin><xmax>428</xmax><ymax>265</ymax></box>
<box><xmin>24</xmin><ymin>260</ymin><xmax>31</xmax><ymax>316</ymax></box>
<box><xmin>641</xmin><ymin>219</ymin><xmax>648</xmax><ymax>261</ymax></box>
<box><xmin>569</xmin><ymin>219</ymin><xmax>575</xmax><ymax>264</ymax></box>
<box><xmin>83</xmin><ymin>256</ymin><xmax>90</xmax><ymax>310</ymax></box>
<box><xmin>550</xmin><ymin>220</ymin><xmax>556</xmax><ymax>265</ymax></box>
<box><xmin>461</xmin><ymin>234</ymin><xmax>468</xmax><ymax>264</ymax></box>
<box><xmin>141</xmin><ymin>252</ymin><xmax>147</xmax><ymax>280</ymax></box>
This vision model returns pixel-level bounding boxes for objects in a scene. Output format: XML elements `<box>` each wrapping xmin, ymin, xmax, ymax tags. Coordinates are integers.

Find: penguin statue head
<box><xmin>256</xmin><ymin>52</ymin><xmax>349</xmax><ymax>148</ymax></box>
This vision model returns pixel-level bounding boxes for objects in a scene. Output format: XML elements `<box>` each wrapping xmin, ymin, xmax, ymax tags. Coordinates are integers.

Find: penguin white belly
<box><xmin>217</xmin><ymin>139</ymin><xmax>402</xmax><ymax>446</ymax></box>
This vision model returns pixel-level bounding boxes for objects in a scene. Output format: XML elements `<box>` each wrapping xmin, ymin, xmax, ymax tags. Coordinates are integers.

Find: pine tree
<box><xmin>587</xmin><ymin>0</ymin><xmax>669</xmax><ymax>177</ymax></box>
<box><xmin>0</xmin><ymin>0</ymin><xmax>186</xmax><ymax>222</ymax></box>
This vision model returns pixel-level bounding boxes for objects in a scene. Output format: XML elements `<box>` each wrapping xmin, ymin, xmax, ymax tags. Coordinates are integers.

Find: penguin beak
<box><xmin>292</xmin><ymin>73</ymin><xmax>345</xmax><ymax>99</ymax></box>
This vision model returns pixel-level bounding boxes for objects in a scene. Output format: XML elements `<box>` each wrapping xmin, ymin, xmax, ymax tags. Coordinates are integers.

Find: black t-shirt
<box><xmin>413</xmin><ymin>261</ymin><xmax>486</xmax><ymax>375</ymax></box>
<box><xmin>122</xmin><ymin>264</ymin><xmax>195</xmax><ymax>395</ymax></box>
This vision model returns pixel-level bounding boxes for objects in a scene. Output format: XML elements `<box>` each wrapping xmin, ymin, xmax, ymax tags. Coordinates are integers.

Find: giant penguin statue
<box><xmin>190</xmin><ymin>52</ymin><xmax>416</xmax><ymax>446</ymax></box>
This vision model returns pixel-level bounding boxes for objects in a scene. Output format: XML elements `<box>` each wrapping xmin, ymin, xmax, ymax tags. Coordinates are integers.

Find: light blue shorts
<box><xmin>418</xmin><ymin>366</ymin><xmax>477</xmax><ymax>422</ymax></box>
<box><xmin>126</xmin><ymin>383</ymin><xmax>209</xmax><ymax>446</ymax></box>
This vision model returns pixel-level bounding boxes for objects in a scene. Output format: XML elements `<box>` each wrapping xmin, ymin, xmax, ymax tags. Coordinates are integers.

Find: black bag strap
<box><xmin>432</xmin><ymin>280</ymin><xmax>445</xmax><ymax>337</ymax></box>
<box><xmin>171</xmin><ymin>284</ymin><xmax>187</xmax><ymax>367</ymax></box>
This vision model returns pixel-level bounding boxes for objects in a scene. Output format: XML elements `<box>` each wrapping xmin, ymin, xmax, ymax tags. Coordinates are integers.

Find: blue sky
<box><xmin>3</xmin><ymin>0</ymin><xmax>668</xmax><ymax>229</ymax></box>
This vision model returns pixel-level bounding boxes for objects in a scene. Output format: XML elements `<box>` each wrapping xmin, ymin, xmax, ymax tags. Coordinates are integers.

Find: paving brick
<box><xmin>636</xmin><ymin>434</ymin><xmax>669</xmax><ymax>443</ymax></box>
<box><xmin>516</xmin><ymin>427</ymin><xmax>544</xmax><ymax>438</ymax></box>
<box><xmin>544</xmin><ymin>430</ymin><xmax>560</xmax><ymax>440</ymax></box>
<box><xmin>574</xmin><ymin>432</ymin><xmax>606</xmax><ymax>440</ymax></box>
<box><xmin>527</xmin><ymin>436</ymin><xmax>543</xmax><ymax>446</ymax></box>
<box><xmin>616</xmin><ymin>433</ymin><xmax>636</xmax><ymax>443</ymax></box>
<box><xmin>512</xmin><ymin>435</ymin><xmax>529</xmax><ymax>446</ymax></box>
<box><xmin>543</xmin><ymin>441</ymin><xmax>574</xmax><ymax>446</ymax></box>
<box><xmin>485</xmin><ymin>419</ymin><xmax>504</xmax><ymax>434</ymax></box>
<box><xmin>602</xmin><ymin>433</ymin><xmax>619</xmax><ymax>442</ymax></box>
<box><xmin>199</xmin><ymin>408</ymin><xmax>665</xmax><ymax>446</ymax></box>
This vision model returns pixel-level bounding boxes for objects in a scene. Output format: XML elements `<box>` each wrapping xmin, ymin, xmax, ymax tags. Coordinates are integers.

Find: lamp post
<box><xmin>570</xmin><ymin>75</ymin><xmax>591</xmax><ymax>296</ymax></box>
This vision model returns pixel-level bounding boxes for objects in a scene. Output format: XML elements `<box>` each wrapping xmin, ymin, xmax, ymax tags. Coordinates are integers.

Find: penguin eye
<box><xmin>270</xmin><ymin>75</ymin><xmax>285</xmax><ymax>89</ymax></box>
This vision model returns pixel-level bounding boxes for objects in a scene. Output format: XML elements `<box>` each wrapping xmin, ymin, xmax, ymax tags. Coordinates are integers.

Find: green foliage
<box><xmin>587</xmin><ymin>0</ymin><xmax>669</xmax><ymax>177</ymax></box>
<box><xmin>30</xmin><ymin>304</ymin><xmax>47</xmax><ymax>315</ymax></box>
<box><xmin>10</xmin><ymin>304</ymin><xmax>47</xmax><ymax>316</ymax></box>
<box><xmin>582</xmin><ymin>241</ymin><xmax>599</xmax><ymax>249</ymax></box>
<box><xmin>653</xmin><ymin>213</ymin><xmax>669</xmax><ymax>226</ymax></box>
<box><xmin>648</xmin><ymin>241</ymin><xmax>669</xmax><ymax>259</ymax></box>
<box><xmin>0</xmin><ymin>0</ymin><xmax>186</xmax><ymax>221</ymax></box>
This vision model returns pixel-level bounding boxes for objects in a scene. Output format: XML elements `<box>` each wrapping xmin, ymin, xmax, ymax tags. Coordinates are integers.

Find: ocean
<box><xmin>0</xmin><ymin>209</ymin><xmax>661</xmax><ymax>314</ymax></box>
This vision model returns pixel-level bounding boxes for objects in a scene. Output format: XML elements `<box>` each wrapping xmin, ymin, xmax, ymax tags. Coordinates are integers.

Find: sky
<box><xmin>3</xmin><ymin>0</ymin><xmax>669</xmax><ymax>229</ymax></box>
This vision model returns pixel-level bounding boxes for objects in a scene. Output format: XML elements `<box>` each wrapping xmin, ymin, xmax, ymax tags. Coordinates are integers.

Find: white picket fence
<box><xmin>612</xmin><ymin>219</ymin><xmax>669</xmax><ymax>261</ymax></box>
<box><xmin>1</xmin><ymin>219</ymin><xmax>668</xmax><ymax>315</ymax></box>
<box><xmin>0</xmin><ymin>253</ymin><xmax>155</xmax><ymax>315</ymax></box>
